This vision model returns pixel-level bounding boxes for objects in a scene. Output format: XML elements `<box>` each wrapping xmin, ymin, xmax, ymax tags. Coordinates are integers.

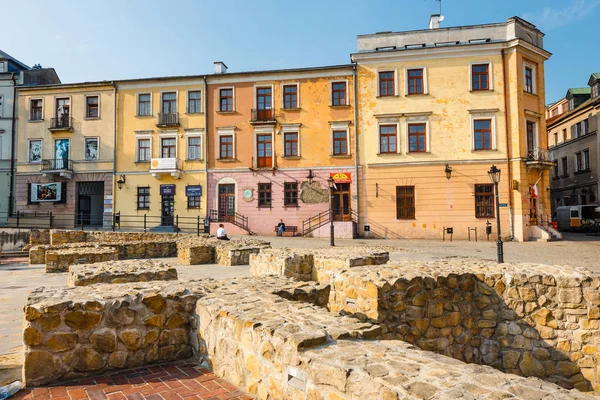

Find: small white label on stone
<box><xmin>287</xmin><ymin>366</ymin><xmax>306</xmax><ymax>391</ymax></box>
<box><xmin>78</xmin><ymin>258</ymin><xmax>87</xmax><ymax>264</ymax></box>
<box><xmin>345</xmin><ymin>298</ymin><xmax>356</xmax><ymax>306</ymax></box>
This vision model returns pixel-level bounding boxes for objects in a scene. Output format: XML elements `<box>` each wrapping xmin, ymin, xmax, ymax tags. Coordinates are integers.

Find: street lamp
<box><xmin>327</xmin><ymin>177</ymin><xmax>335</xmax><ymax>247</ymax></box>
<box><xmin>488</xmin><ymin>165</ymin><xmax>503</xmax><ymax>263</ymax></box>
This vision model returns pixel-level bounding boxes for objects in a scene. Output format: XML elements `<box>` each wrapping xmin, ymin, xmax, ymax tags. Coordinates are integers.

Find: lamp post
<box><xmin>327</xmin><ymin>177</ymin><xmax>335</xmax><ymax>247</ymax></box>
<box><xmin>488</xmin><ymin>165</ymin><xmax>503</xmax><ymax>263</ymax></box>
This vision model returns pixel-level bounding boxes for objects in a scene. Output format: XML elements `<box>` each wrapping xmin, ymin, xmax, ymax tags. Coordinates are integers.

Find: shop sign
<box><xmin>160</xmin><ymin>185</ymin><xmax>176</xmax><ymax>196</ymax></box>
<box><xmin>330</xmin><ymin>172</ymin><xmax>352</xmax><ymax>183</ymax></box>
<box><xmin>186</xmin><ymin>185</ymin><xmax>202</xmax><ymax>197</ymax></box>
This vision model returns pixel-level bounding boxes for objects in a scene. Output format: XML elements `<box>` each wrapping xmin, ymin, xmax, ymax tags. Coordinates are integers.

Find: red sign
<box><xmin>330</xmin><ymin>172</ymin><xmax>352</xmax><ymax>183</ymax></box>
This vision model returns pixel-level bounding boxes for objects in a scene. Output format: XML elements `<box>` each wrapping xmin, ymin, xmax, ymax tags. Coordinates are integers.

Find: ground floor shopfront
<box><xmin>112</xmin><ymin>172</ymin><xmax>207</xmax><ymax>232</ymax></box>
<box><xmin>208</xmin><ymin>167</ymin><xmax>357</xmax><ymax>236</ymax></box>
<box><xmin>14</xmin><ymin>172</ymin><xmax>113</xmax><ymax>228</ymax></box>
<box><xmin>357</xmin><ymin>161</ymin><xmax>551</xmax><ymax>242</ymax></box>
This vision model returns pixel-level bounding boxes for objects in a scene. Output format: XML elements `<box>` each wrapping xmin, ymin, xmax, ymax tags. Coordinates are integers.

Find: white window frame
<box><xmin>29</xmin><ymin>98</ymin><xmax>44</xmax><ymax>121</ymax></box>
<box><xmin>186</xmin><ymin>89</ymin><xmax>202</xmax><ymax>114</ymax></box>
<box><xmin>186</xmin><ymin>132</ymin><xmax>203</xmax><ymax>161</ymax></box>
<box><xmin>376</xmin><ymin>69</ymin><xmax>399</xmax><ymax>97</ymax></box>
<box><xmin>583</xmin><ymin>149</ymin><xmax>590</xmax><ymax>170</ymax></box>
<box><xmin>329</xmin><ymin>121</ymin><xmax>351</xmax><ymax>156</ymax></box>
<box><xmin>523</xmin><ymin>62</ymin><xmax>537</xmax><ymax>95</ymax></box>
<box><xmin>160</xmin><ymin>91</ymin><xmax>178</xmax><ymax>115</ymax></box>
<box><xmin>469</xmin><ymin>62</ymin><xmax>494</xmax><ymax>91</ymax></box>
<box><xmin>83</xmin><ymin>136</ymin><xmax>100</xmax><ymax>161</ymax></box>
<box><xmin>405</xmin><ymin>67</ymin><xmax>428</xmax><ymax>95</ymax></box>
<box><xmin>158</xmin><ymin>131</ymin><xmax>178</xmax><ymax>159</ymax></box>
<box><xmin>376</xmin><ymin>121</ymin><xmax>400</xmax><ymax>154</ymax></box>
<box><xmin>0</xmin><ymin>62</ymin><xmax>5</xmax><ymax>73</ymax></box>
<box><xmin>135</xmin><ymin>134</ymin><xmax>152</xmax><ymax>162</ymax></box>
<box><xmin>525</xmin><ymin>119</ymin><xmax>539</xmax><ymax>153</ymax></box>
<box><xmin>592</xmin><ymin>84</ymin><xmax>599</xmax><ymax>98</ymax></box>
<box><xmin>280</xmin><ymin>123</ymin><xmax>301</xmax><ymax>157</ymax></box>
<box><xmin>575</xmin><ymin>151</ymin><xmax>581</xmax><ymax>173</ymax></box>
<box><xmin>330</xmin><ymin>80</ymin><xmax>349</xmax><ymax>106</ymax></box>
<box><xmin>405</xmin><ymin>116</ymin><xmax>430</xmax><ymax>153</ymax></box>
<box><xmin>217</xmin><ymin>127</ymin><xmax>236</xmax><ymax>159</ymax></box>
<box><xmin>253</xmin><ymin>84</ymin><xmax>274</xmax><ymax>110</ymax></box>
<box><xmin>136</xmin><ymin>92</ymin><xmax>153</xmax><ymax>116</ymax></box>
<box><xmin>54</xmin><ymin>96</ymin><xmax>71</xmax><ymax>118</ymax></box>
<box><xmin>281</xmin><ymin>82</ymin><xmax>300</xmax><ymax>109</ymax></box>
<box><xmin>217</xmin><ymin>86</ymin><xmax>235</xmax><ymax>112</ymax></box>
<box><xmin>253</xmin><ymin>126</ymin><xmax>275</xmax><ymax>168</ymax></box>
<box><xmin>469</xmin><ymin>112</ymin><xmax>497</xmax><ymax>150</ymax></box>
<box><xmin>84</xmin><ymin>94</ymin><xmax>101</xmax><ymax>119</ymax></box>
<box><xmin>28</xmin><ymin>139</ymin><xmax>43</xmax><ymax>163</ymax></box>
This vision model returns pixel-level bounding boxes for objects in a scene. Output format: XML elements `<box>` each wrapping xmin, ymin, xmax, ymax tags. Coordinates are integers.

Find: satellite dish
<box><xmin>439</xmin><ymin>15</ymin><xmax>445</xmax><ymax>22</ymax></box>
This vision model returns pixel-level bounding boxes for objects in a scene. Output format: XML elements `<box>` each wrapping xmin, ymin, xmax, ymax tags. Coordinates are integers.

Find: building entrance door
<box><xmin>76</xmin><ymin>181</ymin><xmax>104</xmax><ymax>226</ymax></box>
<box><xmin>218</xmin><ymin>184</ymin><xmax>235</xmax><ymax>222</ymax></box>
<box><xmin>161</xmin><ymin>195</ymin><xmax>174</xmax><ymax>226</ymax></box>
<box><xmin>332</xmin><ymin>183</ymin><xmax>351</xmax><ymax>221</ymax></box>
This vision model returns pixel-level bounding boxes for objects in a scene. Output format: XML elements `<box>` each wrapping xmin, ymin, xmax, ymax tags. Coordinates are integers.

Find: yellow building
<box><xmin>114</xmin><ymin>77</ymin><xmax>207</xmax><ymax>232</ymax></box>
<box><xmin>15</xmin><ymin>82</ymin><xmax>115</xmax><ymax>227</ymax></box>
<box><xmin>352</xmin><ymin>16</ymin><xmax>552</xmax><ymax>241</ymax></box>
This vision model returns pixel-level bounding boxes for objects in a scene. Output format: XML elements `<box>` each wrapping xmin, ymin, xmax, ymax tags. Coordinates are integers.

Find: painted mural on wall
<box><xmin>300</xmin><ymin>182</ymin><xmax>328</xmax><ymax>204</ymax></box>
<box><xmin>29</xmin><ymin>140</ymin><xmax>42</xmax><ymax>163</ymax></box>
<box><xmin>85</xmin><ymin>138</ymin><xmax>99</xmax><ymax>161</ymax></box>
<box><xmin>54</xmin><ymin>139</ymin><xmax>69</xmax><ymax>168</ymax></box>
<box><xmin>31</xmin><ymin>182</ymin><xmax>62</xmax><ymax>202</ymax></box>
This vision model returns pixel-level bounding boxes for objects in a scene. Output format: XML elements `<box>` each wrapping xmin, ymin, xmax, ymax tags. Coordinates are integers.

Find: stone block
<box><xmin>45</xmin><ymin>247</ymin><xmax>118</xmax><ymax>273</ymax></box>
<box><xmin>67</xmin><ymin>260</ymin><xmax>177</xmax><ymax>286</ymax></box>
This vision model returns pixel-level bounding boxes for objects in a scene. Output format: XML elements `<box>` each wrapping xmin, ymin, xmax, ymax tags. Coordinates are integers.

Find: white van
<box><xmin>554</xmin><ymin>205</ymin><xmax>600</xmax><ymax>231</ymax></box>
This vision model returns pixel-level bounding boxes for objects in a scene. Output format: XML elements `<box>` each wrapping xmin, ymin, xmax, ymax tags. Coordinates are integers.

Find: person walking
<box><xmin>277</xmin><ymin>219</ymin><xmax>286</xmax><ymax>237</ymax></box>
<box><xmin>216</xmin><ymin>224</ymin><xmax>230</xmax><ymax>240</ymax></box>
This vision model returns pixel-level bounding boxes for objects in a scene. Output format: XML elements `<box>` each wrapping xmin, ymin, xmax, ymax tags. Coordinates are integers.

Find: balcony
<box><xmin>156</xmin><ymin>113</ymin><xmax>180</xmax><ymax>128</ymax></box>
<box><xmin>40</xmin><ymin>159</ymin><xmax>73</xmax><ymax>179</ymax></box>
<box><xmin>250</xmin><ymin>108</ymin><xmax>276</xmax><ymax>125</ymax></box>
<box><xmin>149</xmin><ymin>157</ymin><xmax>182</xmax><ymax>179</ymax></box>
<box><xmin>525</xmin><ymin>147</ymin><xmax>555</xmax><ymax>171</ymax></box>
<box><xmin>49</xmin><ymin>116</ymin><xmax>73</xmax><ymax>132</ymax></box>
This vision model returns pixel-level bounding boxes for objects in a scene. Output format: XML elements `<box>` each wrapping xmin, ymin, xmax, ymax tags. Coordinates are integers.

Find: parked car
<box><xmin>554</xmin><ymin>205</ymin><xmax>600</xmax><ymax>231</ymax></box>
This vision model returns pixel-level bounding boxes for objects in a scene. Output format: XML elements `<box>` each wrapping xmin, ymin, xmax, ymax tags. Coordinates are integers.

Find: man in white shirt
<box><xmin>216</xmin><ymin>224</ymin><xmax>229</xmax><ymax>240</ymax></box>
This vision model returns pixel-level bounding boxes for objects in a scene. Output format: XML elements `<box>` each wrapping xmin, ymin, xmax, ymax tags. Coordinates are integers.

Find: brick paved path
<box><xmin>13</xmin><ymin>361</ymin><xmax>251</xmax><ymax>400</ymax></box>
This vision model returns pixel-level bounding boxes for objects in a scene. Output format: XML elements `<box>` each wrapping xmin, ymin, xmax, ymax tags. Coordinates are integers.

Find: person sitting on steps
<box><xmin>216</xmin><ymin>223</ymin><xmax>230</xmax><ymax>240</ymax></box>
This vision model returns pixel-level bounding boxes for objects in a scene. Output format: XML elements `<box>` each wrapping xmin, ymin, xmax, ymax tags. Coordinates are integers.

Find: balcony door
<box><xmin>526</xmin><ymin>121</ymin><xmax>536</xmax><ymax>158</ymax></box>
<box><xmin>256</xmin><ymin>134</ymin><xmax>272</xmax><ymax>168</ymax></box>
<box><xmin>332</xmin><ymin>183</ymin><xmax>351</xmax><ymax>221</ymax></box>
<box><xmin>56</xmin><ymin>98</ymin><xmax>70</xmax><ymax>127</ymax></box>
<box><xmin>218</xmin><ymin>184</ymin><xmax>235</xmax><ymax>222</ymax></box>
<box><xmin>162</xmin><ymin>92</ymin><xmax>176</xmax><ymax>114</ymax></box>
<box><xmin>54</xmin><ymin>138</ymin><xmax>70</xmax><ymax>170</ymax></box>
<box><xmin>256</xmin><ymin>87</ymin><xmax>272</xmax><ymax>120</ymax></box>
<box><xmin>161</xmin><ymin>138</ymin><xmax>176</xmax><ymax>158</ymax></box>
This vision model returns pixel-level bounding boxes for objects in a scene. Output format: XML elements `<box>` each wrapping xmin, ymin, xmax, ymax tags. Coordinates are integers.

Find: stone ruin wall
<box><xmin>67</xmin><ymin>260</ymin><xmax>178</xmax><ymax>287</ymax></box>
<box><xmin>49</xmin><ymin>230</ymin><xmax>180</xmax><ymax>245</ymax></box>
<box><xmin>45</xmin><ymin>248</ymin><xmax>118</xmax><ymax>273</ymax></box>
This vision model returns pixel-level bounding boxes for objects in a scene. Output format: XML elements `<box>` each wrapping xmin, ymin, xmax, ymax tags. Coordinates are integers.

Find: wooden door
<box><xmin>257</xmin><ymin>135</ymin><xmax>272</xmax><ymax>168</ymax></box>
<box><xmin>256</xmin><ymin>87</ymin><xmax>272</xmax><ymax>120</ymax></box>
<box><xmin>218</xmin><ymin>184</ymin><xmax>235</xmax><ymax>221</ymax></box>
<box><xmin>332</xmin><ymin>183</ymin><xmax>351</xmax><ymax>221</ymax></box>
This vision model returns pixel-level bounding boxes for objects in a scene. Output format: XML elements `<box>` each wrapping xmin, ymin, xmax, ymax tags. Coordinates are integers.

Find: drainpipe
<box><xmin>112</xmin><ymin>82</ymin><xmax>117</xmax><ymax>219</ymax></box>
<box><xmin>501</xmin><ymin>49</ymin><xmax>514</xmax><ymax>240</ymax></box>
<box><xmin>203</xmin><ymin>75</ymin><xmax>209</xmax><ymax>223</ymax></box>
<box><xmin>352</xmin><ymin>63</ymin><xmax>360</xmax><ymax>236</ymax></box>
<box><xmin>8</xmin><ymin>73</ymin><xmax>17</xmax><ymax>216</ymax></box>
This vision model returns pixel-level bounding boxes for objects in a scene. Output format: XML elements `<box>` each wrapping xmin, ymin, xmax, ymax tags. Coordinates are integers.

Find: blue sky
<box><xmin>1</xmin><ymin>0</ymin><xmax>598</xmax><ymax>103</ymax></box>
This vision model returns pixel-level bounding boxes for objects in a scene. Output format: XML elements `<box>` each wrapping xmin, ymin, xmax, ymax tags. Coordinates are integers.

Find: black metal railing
<box><xmin>302</xmin><ymin>208</ymin><xmax>358</xmax><ymax>236</ymax></box>
<box><xmin>0</xmin><ymin>211</ymin><xmax>209</xmax><ymax>235</ymax></box>
<box><xmin>49</xmin><ymin>116</ymin><xmax>72</xmax><ymax>130</ymax></box>
<box><xmin>251</xmin><ymin>108</ymin><xmax>275</xmax><ymax>122</ymax></box>
<box><xmin>157</xmin><ymin>113</ymin><xmax>179</xmax><ymax>127</ymax></box>
<box><xmin>41</xmin><ymin>159</ymin><xmax>72</xmax><ymax>171</ymax></box>
<box><xmin>209</xmin><ymin>209</ymin><xmax>251</xmax><ymax>233</ymax></box>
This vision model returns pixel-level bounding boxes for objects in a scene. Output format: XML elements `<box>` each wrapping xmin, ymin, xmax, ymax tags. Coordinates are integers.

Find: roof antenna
<box><xmin>436</xmin><ymin>0</ymin><xmax>442</xmax><ymax>14</ymax></box>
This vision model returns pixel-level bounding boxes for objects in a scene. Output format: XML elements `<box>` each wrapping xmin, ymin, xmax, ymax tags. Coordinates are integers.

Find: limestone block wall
<box><xmin>177</xmin><ymin>242</ymin><xmax>214</xmax><ymax>265</ymax></box>
<box><xmin>50</xmin><ymin>230</ymin><xmax>180</xmax><ymax>245</ymax></box>
<box><xmin>23</xmin><ymin>282</ymin><xmax>203</xmax><ymax>386</ymax></box>
<box><xmin>329</xmin><ymin>260</ymin><xmax>600</xmax><ymax>391</ymax></box>
<box><xmin>45</xmin><ymin>247</ymin><xmax>118</xmax><ymax>273</ymax></box>
<box><xmin>67</xmin><ymin>260</ymin><xmax>178</xmax><ymax>287</ymax></box>
<box><xmin>50</xmin><ymin>230</ymin><xmax>86</xmax><ymax>245</ymax></box>
<box><xmin>29</xmin><ymin>229</ymin><xmax>50</xmax><ymax>247</ymax></box>
<box><xmin>250</xmin><ymin>249</ymin><xmax>314</xmax><ymax>281</ymax></box>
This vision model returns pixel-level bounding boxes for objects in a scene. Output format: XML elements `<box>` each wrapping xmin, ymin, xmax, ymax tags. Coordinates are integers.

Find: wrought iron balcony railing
<box><xmin>49</xmin><ymin>116</ymin><xmax>72</xmax><ymax>131</ymax></box>
<box><xmin>41</xmin><ymin>159</ymin><xmax>72</xmax><ymax>171</ymax></box>
<box><xmin>251</xmin><ymin>108</ymin><xmax>275</xmax><ymax>123</ymax></box>
<box><xmin>157</xmin><ymin>113</ymin><xmax>180</xmax><ymax>127</ymax></box>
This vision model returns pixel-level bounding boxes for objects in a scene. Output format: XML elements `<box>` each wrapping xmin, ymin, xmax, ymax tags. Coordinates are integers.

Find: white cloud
<box><xmin>523</xmin><ymin>0</ymin><xmax>600</xmax><ymax>30</ymax></box>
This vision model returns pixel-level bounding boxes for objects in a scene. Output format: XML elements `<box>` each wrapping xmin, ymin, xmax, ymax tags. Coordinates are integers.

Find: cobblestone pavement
<box><xmin>13</xmin><ymin>360</ymin><xmax>251</xmax><ymax>400</ymax></box>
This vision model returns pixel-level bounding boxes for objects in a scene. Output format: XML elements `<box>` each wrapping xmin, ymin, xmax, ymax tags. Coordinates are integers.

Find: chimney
<box><xmin>429</xmin><ymin>14</ymin><xmax>442</xmax><ymax>29</ymax></box>
<box><xmin>214</xmin><ymin>61</ymin><xmax>228</xmax><ymax>74</ymax></box>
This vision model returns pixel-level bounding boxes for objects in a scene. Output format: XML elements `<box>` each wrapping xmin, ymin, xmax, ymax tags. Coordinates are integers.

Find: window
<box><xmin>396</xmin><ymin>186</ymin><xmax>415</xmax><ymax>219</ymax></box>
<box><xmin>553</xmin><ymin>132</ymin><xmax>558</xmax><ymax>146</ymax></box>
<box><xmin>569</xmin><ymin>98</ymin><xmax>575</xmax><ymax>110</ymax></box>
<box><xmin>575</xmin><ymin>122</ymin><xmax>582</xmax><ymax>138</ymax></box>
<box><xmin>583</xmin><ymin>149</ymin><xmax>590</xmax><ymax>170</ymax></box>
<box><xmin>524</xmin><ymin>66</ymin><xmax>534</xmax><ymax>93</ymax></box>
<box><xmin>161</xmin><ymin>137</ymin><xmax>176</xmax><ymax>158</ymax></box>
<box><xmin>28</xmin><ymin>139</ymin><xmax>42</xmax><ymax>163</ymax></box>
<box><xmin>138</xmin><ymin>94</ymin><xmax>151</xmax><ymax>116</ymax></box>
<box><xmin>162</xmin><ymin>92</ymin><xmax>176</xmax><ymax>114</ymax></box>
<box><xmin>379</xmin><ymin>71</ymin><xmax>395</xmax><ymax>96</ymax></box>
<box><xmin>187</xmin><ymin>91</ymin><xmax>201</xmax><ymax>113</ymax></box>
<box><xmin>256</xmin><ymin>87</ymin><xmax>272</xmax><ymax>120</ymax></box>
<box><xmin>283</xmin><ymin>85</ymin><xmax>298</xmax><ymax>108</ymax></box>
<box><xmin>187</xmin><ymin>194</ymin><xmax>200</xmax><ymax>209</ymax></box>
<box><xmin>219</xmin><ymin>135</ymin><xmax>233</xmax><ymax>159</ymax></box>
<box><xmin>526</xmin><ymin>121</ymin><xmax>536</xmax><ymax>155</ymax></box>
<box><xmin>562</xmin><ymin>128</ymin><xmax>567</xmax><ymax>142</ymax></box>
<box><xmin>137</xmin><ymin>138</ymin><xmax>151</xmax><ymax>162</ymax></box>
<box><xmin>331</xmin><ymin>82</ymin><xmax>347</xmax><ymax>106</ymax></box>
<box><xmin>256</xmin><ymin>134</ymin><xmax>272</xmax><ymax>168</ymax></box>
<box><xmin>471</xmin><ymin>64</ymin><xmax>489</xmax><ymax>91</ymax></box>
<box><xmin>187</xmin><ymin>136</ymin><xmax>201</xmax><ymax>160</ymax></box>
<box><xmin>593</xmin><ymin>83</ymin><xmax>599</xmax><ymax>98</ymax></box>
<box><xmin>137</xmin><ymin>187</ymin><xmax>150</xmax><ymax>210</ymax></box>
<box><xmin>333</xmin><ymin>130</ymin><xmax>348</xmax><ymax>155</ymax></box>
<box><xmin>408</xmin><ymin>123</ymin><xmax>426</xmax><ymax>152</ymax></box>
<box><xmin>563</xmin><ymin>103</ymin><xmax>569</xmax><ymax>113</ymax></box>
<box><xmin>86</xmin><ymin>96</ymin><xmax>99</xmax><ymax>118</ymax></box>
<box><xmin>284</xmin><ymin>132</ymin><xmax>298</xmax><ymax>157</ymax></box>
<box><xmin>407</xmin><ymin>69</ymin><xmax>424</xmax><ymax>95</ymax></box>
<box><xmin>379</xmin><ymin>125</ymin><xmax>397</xmax><ymax>153</ymax></box>
<box><xmin>576</xmin><ymin>152</ymin><xmax>582</xmax><ymax>172</ymax></box>
<box><xmin>584</xmin><ymin>119</ymin><xmax>589</xmax><ymax>135</ymax></box>
<box><xmin>30</xmin><ymin>99</ymin><xmax>43</xmax><ymax>121</ymax></box>
<box><xmin>0</xmin><ymin>95</ymin><xmax>3</xmax><ymax>117</ymax></box>
<box><xmin>475</xmin><ymin>184</ymin><xmax>494</xmax><ymax>218</ymax></box>
<box><xmin>258</xmin><ymin>183</ymin><xmax>272</xmax><ymax>207</ymax></box>
<box><xmin>219</xmin><ymin>88</ymin><xmax>233</xmax><ymax>112</ymax></box>
<box><xmin>553</xmin><ymin>162</ymin><xmax>559</xmax><ymax>178</ymax></box>
<box><xmin>84</xmin><ymin>138</ymin><xmax>99</xmax><ymax>161</ymax></box>
<box><xmin>473</xmin><ymin>119</ymin><xmax>492</xmax><ymax>150</ymax></box>
<box><xmin>284</xmin><ymin>182</ymin><xmax>298</xmax><ymax>207</ymax></box>
<box><xmin>562</xmin><ymin>156</ymin><xmax>568</xmax><ymax>176</ymax></box>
